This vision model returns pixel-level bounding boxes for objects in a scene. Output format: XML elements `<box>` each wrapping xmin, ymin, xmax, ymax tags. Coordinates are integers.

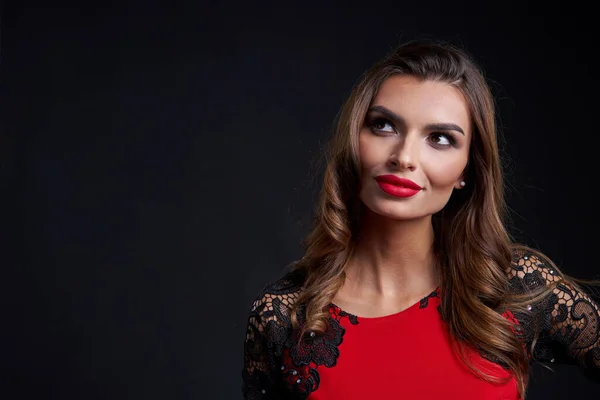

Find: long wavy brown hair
<box><xmin>287</xmin><ymin>39</ymin><xmax>598</xmax><ymax>398</ymax></box>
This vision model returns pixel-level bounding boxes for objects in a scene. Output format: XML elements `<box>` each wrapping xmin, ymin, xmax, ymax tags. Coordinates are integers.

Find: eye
<box><xmin>429</xmin><ymin>132</ymin><xmax>456</xmax><ymax>148</ymax></box>
<box><xmin>366</xmin><ymin>117</ymin><xmax>395</xmax><ymax>134</ymax></box>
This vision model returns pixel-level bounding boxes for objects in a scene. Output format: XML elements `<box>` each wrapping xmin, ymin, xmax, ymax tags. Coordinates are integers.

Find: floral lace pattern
<box><xmin>507</xmin><ymin>248</ymin><xmax>600</xmax><ymax>381</ymax></box>
<box><xmin>242</xmin><ymin>249</ymin><xmax>600</xmax><ymax>398</ymax></box>
<box><xmin>242</xmin><ymin>270</ymin><xmax>362</xmax><ymax>399</ymax></box>
<box><xmin>420</xmin><ymin>289</ymin><xmax>440</xmax><ymax>309</ymax></box>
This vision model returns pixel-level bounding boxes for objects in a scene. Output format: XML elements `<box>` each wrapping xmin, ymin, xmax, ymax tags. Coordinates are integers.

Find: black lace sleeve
<box><xmin>507</xmin><ymin>248</ymin><xmax>600</xmax><ymax>381</ymax></box>
<box><xmin>242</xmin><ymin>271</ymin><xmax>306</xmax><ymax>399</ymax></box>
<box><xmin>242</xmin><ymin>292</ymin><xmax>276</xmax><ymax>399</ymax></box>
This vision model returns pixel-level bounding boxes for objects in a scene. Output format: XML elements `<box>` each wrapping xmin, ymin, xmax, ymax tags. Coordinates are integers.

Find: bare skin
<box><xmin>332</xmin><ymin>75</ymin><xmax>472</xmax><ymax>318</ymax></box>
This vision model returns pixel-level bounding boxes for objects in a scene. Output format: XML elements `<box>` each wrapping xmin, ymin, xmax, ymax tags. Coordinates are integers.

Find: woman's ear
<box><xmin>455</xmin><ymin>165</ymin><xmax>469</xmax><ymax>189</ymax></box>
<box><xmin>455</xmin><ymin>178</ymin><xmax>466</xmax><ymax>189</ymax></box>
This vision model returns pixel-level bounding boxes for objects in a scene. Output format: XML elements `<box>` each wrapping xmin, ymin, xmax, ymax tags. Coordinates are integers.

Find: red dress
<box><xmin>306</xmin><ymin>289</ymin><xmax>520</xmax><ymax>400</ymax></box>
<box><xmin>242</xmin><ymin>249</ymin><xmax>600</xmax><ymax>399</ymax></box>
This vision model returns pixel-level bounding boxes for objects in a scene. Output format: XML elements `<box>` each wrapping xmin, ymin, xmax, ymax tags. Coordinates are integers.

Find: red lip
<box><xmin>374</xmin><ymin>175</ymin><xmax>422</xmax><ymax>198</ymax></box>
<box><xmin>374</xmin><ymin>175</ymin><xmax>422</xmax><ymax>189</ymax></box>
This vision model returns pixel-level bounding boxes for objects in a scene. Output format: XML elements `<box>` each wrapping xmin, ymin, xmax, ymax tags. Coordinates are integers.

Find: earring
<box><xmin>460</xmin><ymin>181</ymin><xmax>466</xmax><ymax>187</ymax></box>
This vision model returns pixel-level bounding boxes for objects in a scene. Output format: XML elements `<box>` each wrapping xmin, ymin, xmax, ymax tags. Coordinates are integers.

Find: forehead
<box><xmin>372</xmin><ymin>75</ymin><xmax>471</xmax><ymax>135</ymax></box>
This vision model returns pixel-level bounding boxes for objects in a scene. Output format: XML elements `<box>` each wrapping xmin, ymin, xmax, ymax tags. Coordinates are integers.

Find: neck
<box><xmin>344</xmin><ymin>207</ymin><xmax>439</xmax><ymax>300</ymax></box>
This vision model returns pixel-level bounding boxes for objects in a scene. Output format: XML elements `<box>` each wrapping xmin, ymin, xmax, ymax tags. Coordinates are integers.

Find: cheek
<box><xmin>358</xmin><ymin>133</ymin><xmax>380</xmax><ymax>170</ymax></box>
<box><xmin>423</xmin><ymin>155</ymin><xmax>467</xmax><ymax>186</ymax></box>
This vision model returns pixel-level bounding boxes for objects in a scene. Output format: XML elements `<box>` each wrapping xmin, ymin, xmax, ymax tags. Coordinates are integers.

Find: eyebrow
<box><xmin>367</xmin><ymin>105</ymin><xmax>465</xmax><ymax>136</ymax></box>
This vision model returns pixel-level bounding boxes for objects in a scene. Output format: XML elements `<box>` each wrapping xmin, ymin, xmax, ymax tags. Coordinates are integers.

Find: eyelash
<box><xmin>365</xmin><ymin>116</ymin><xmax>457</xmax><ymax>148</ymax></box>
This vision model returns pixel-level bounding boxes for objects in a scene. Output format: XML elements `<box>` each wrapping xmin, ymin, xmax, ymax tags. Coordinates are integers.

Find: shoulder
<box><xmin>247</xmin><ymin>269</ymin><xmax>307</xmax><ymax>326</ymax></box>
<box><xmin>506</xmin><ymin>244</ymin><xmax>562</xmax><ymax>292</ymax></box>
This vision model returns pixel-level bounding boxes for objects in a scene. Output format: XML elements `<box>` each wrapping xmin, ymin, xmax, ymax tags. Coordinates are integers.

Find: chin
<box><xmin>361</xmin><ymin>193</ymin><xmax>450</xmax><ymax>222</ymax></box>
<box><xmin>360</xmin><ymin>198</ymin><xmax>420</xmax><ymax>221</ymax></box>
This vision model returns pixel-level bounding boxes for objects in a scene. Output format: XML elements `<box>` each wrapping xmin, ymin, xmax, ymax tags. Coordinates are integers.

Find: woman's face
<box><xmin>358</xmin><ymin>75</ymin><xmax>472</xmax><ymax>221</ymax></box>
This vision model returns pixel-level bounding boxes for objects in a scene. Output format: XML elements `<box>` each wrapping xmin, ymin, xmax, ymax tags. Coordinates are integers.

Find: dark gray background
<box><xmin>2</xmin><ymin>2</ymin><xmax>599</xmax><ymax>399</ymax></box>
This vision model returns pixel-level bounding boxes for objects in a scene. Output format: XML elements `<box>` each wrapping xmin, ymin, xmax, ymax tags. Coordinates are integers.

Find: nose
<box><xmin>388</xmin><ymin>134</ymin><xmax>418</xmax><ymax>171</ymax></box>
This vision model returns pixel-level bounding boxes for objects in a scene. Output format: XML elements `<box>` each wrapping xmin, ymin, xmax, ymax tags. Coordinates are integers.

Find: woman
<box><xmin>241</xmin><ymin>39</ymin><xmax>600</xmax><ymax>399</ymax></box>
